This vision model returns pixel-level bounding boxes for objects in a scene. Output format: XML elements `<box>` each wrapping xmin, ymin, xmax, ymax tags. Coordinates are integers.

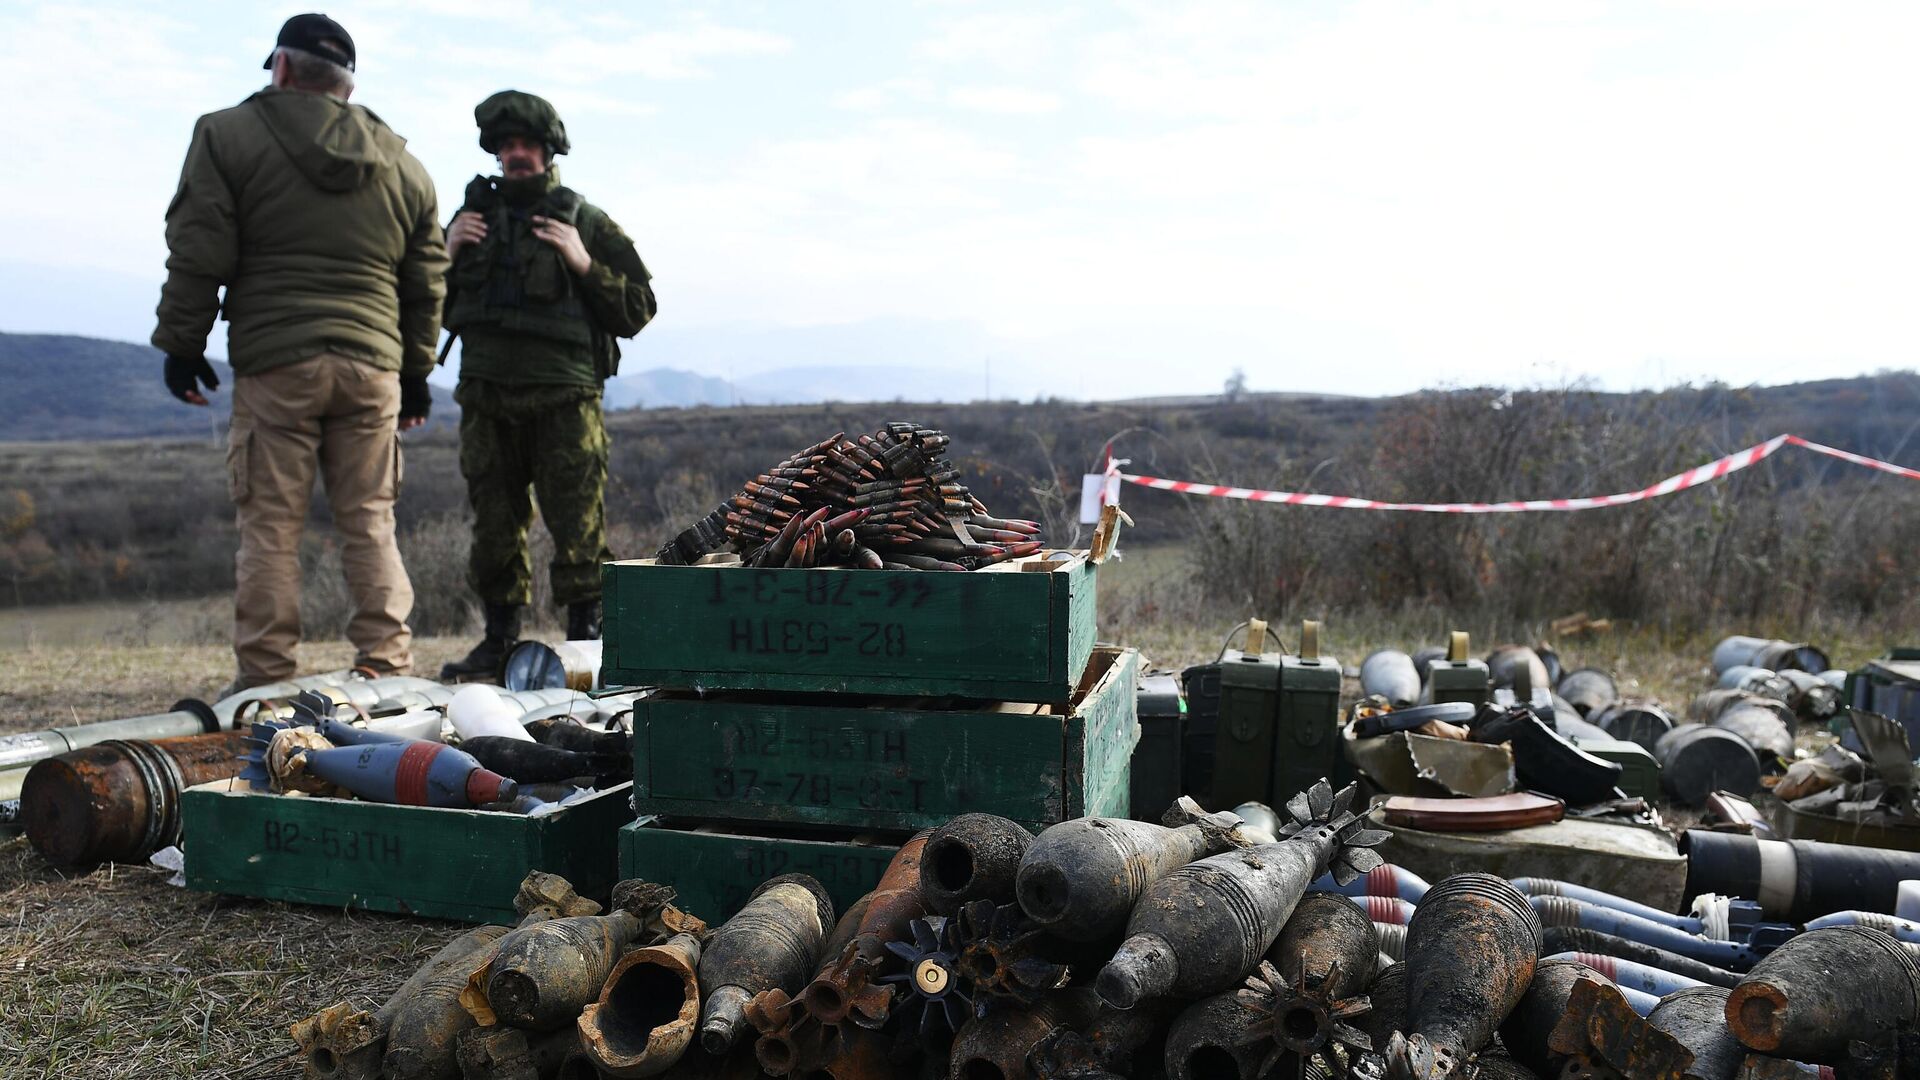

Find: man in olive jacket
<box><xmin>153</xmin><ymin>15</ymin><xmax>448</xmax><ymax>691</ymax></box>
<box><xmin>439</xmin><ymin>91</ymin><xmax>656</xmax><ymax>680</ymax></box>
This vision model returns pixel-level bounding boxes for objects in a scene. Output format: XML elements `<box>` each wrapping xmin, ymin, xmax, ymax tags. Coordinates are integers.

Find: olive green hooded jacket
<box><xmin>153</xmin><ymin>88</ymin><xmax>448</xmax><ymax>379</ymax></box>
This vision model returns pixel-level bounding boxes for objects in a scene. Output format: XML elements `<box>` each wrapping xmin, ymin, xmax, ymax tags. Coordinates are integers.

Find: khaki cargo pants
<box><xmin>228</xmin><ymin>352</ymin><xmax>413</xmax><ymax>684</ymax></box>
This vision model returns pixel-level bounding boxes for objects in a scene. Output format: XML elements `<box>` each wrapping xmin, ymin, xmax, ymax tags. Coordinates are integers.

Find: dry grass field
<box><xmin>0</xmin><ymin>549</ymin><xmax>1899</xmax><ymax>1079</ymax></box>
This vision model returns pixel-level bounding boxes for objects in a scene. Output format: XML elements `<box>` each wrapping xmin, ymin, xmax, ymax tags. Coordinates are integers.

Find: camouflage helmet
<box><xmin>475</xmin><ymin>90</ymin><xmax>570</xmax><ymax>157</ymax></box>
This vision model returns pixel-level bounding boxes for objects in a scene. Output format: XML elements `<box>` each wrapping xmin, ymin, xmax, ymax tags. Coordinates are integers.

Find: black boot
<box><xmin>566</xmin><ymin>598</ymin><xmax>602</xmax><ymax>641</ymax></box>
<box><xmin>440</xmin><ymin>602</ymin><xmax>523</xmax><ymax>682</ymax></box>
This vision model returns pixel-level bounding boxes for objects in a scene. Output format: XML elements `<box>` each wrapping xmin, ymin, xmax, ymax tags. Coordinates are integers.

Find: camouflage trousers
<box><xmin>455</xmin><ymin>379</ymin><xmax>613</xmax><ymax>608</ymax></box>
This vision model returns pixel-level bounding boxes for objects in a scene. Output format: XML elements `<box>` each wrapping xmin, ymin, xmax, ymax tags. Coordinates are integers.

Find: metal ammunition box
<box><xmin>1128</xmin><ymin>672</ymin><xmax>1186</xmax><ymax>822</ymax></box>
<box><xmin>601</xmin><ymin>554</ymin><xmax>1098</xmax><ymax>702</ymax></box>
<box><xmin>629</xmin><ymin>647</ymin><xmax>1139</xmax><ymax>833</ymax></box>
<box><xmin>1568</xmin><ymin>737</ymin><xmax>1662</xmax><ymax>802</ymax></box>
<box><xmin>1186</xmin><ymin>648</ymin><xmax>1283</xmax><ymax>811</ymax></box>
<box><xmin>1275</xmin><ymin>648</ymin><xmax>1348</xmax><ymax>802</ymax></box>
<box><xmin>1846</xmin><ymin>650</ymin><xmax>1920</xmax><ymax>751</ymax></box>
<box><xmin>1428</xmin><ymin>659</ymin><xmax>1491</xmax><ymax>708</ymax></box>
<box><xmin>618</xmin><ymin>816</ymin><xmax>902</xmax><ymax>925</ymax></box>
<box><xmin>182</xmin><ymin>782</ymin><xmax>633</xmax><ymax>925</ymax></box>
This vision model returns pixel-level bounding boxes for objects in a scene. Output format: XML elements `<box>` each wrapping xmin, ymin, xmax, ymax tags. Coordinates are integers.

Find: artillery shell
<box><xmin>577</xmin><ymin>931</ymin><xmax>703</xmax><ymax>1078</ymax></box>
<box><xmin>1388</xmin><ymin>873</ymin><xmax>1542</xmax><ymax>1080</ymax></box>
<box><xmin>698</xmin><ymin>875</ymin><xmax>834</xmax><ymax>1056</ymax></box>
<box><xmin>1257</xmin><ymin>891</ymin><xmax>1379</xmax><ymax>1054</ymax></box>
<box><xmin>1018</xmin><ymin>815</ymin><xmax>1238</xmax><ymax>943</ymax></box>
<box><xmin>460</xmin><ymin>737</ymin><xmax>597</xmax><ymax>785</ymax></box>
<box><xmin>921</xmin><ymin>813</ymin><xmax>1033</xmax><ymax>916</ymax></box>
<box><xmin>1163</xmin><ymin>991</ymin><xmax>1282</xmax><ymax>1080</ymax></box>
<box><xmin>1497</xmin><ymin>956</ymin><xmax>1587</xmax><ymax>1077</ymax></box>
<box><xmin>1725</xmin><ymin>925</ymin><xmax>1920</xmax><ymax>1061</ymax></box>
<box><xmin>22</xmin><ymin>729</ymin><xmax>255</xmax><ymax>868</ymax></box>
<box><xmin>1647</xmin><ymin>985</ymin><xmax>1742</xmax><ymax>1080</ymax></box>
<box><xmin>384</xmin><ymin>924</ymin><xmax>514</xmax><ymax>1080</ymax></box>
<box><xmin>475</xmin><ymin>910</ymin><xmax>647</xmax><ymax>1032</ymax></box>
<box><xmin>454</xmin><ymin>1024</ymin><xmax>579</xmax><ymax>1080</ymax></box>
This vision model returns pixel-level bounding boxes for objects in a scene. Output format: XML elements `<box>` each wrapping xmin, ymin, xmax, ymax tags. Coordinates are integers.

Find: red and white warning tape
<box><xmin>1118</xmin><ymin>434</ymin><xmax>1919</xmax><ymax>514</ymax></box>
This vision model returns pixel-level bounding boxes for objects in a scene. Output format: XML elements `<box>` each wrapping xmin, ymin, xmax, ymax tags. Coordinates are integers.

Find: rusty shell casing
<box><xmin>921</xmin><ymin>812</ymin><xmax>1033</xmax><ymax>915</ymax></box>
<box><xmin>1496</xmin><ymin>957</ymin><xmax>1587</xmax><ymax>1078</ymax></box>
<box><xmin>483</xmin><ymin>910</ymin><xmax>646</xmax><ymax>1032</ymax></box>
<box><xmin>698</xmin><ymin>876</ymin><xmax>834</xmax><ymax>1055</ymax></box>
<box><xmin>1725</xmin><ymin>925</ymin><xmax>1920</xmax><ymax>1062</ymax></box>
<box><xmin>1271</xmin><ymin>891</ymin><xmax>1380</xmax><ymax>1000</ymax></box>
<box><xmin>1163</xmin><ymin>991</ymin><xmax>1283</xmax><ymax>1080</ymax></box>
<box><xmin>21</xmin><ymin>729</ymin><xmax>254</xmax><ymax>867</ymax></box>
<box><xmin>1393</xmin><ymin>873</ymin><xmax>1542</xmax><ymax>1080</ymax></box>
<box><xmin>454</xmin><ymin>1024</ymin><xmax>579</xmax><ymax>1080</ymax></box>
<box><xmin>578</xmin><ymin>931</ymin><xmax>703</xmax><ymax>1078</ymax></box>
<box><xmin>1645</xmin><ymin>985</ymin><xmax>1741</xmax><ymax>1080</ymax></box>
<box><xmin>948</xmin><ymin>987</ymin><xmax>1101</xmax><ymax>1080</ymax></box>
<box><xmin>294</xmin><ymin>922</ymin><xmax>511</xmax><ymax>1080</ymax></box>
<box><xmin>1097</xmin><ymin>829</ymin><xmax>1343</xmax><ymax>1008</ymax></box>
<box><xmin>1016</xmin><ymin>817</ymin><xmax>1231</xmax><ymax>942</ymax></box>
<box><xmin>385</xmin><ymin>925</ymin><xmax>514</xmax><ymax>1080</ymax></box>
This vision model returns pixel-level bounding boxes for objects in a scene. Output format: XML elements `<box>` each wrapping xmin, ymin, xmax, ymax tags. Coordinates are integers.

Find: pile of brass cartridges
<box><xmin>655</xmin><ymin>422</ymin><xmax>1044</xmax><ymax>570</ymax></box>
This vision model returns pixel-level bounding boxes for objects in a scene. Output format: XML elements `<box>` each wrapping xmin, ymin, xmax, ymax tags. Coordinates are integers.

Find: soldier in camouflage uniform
<box><xmin>440</xmin><ymin>91</ymin><xmax>656</xmax><ymax>680</ymax></box>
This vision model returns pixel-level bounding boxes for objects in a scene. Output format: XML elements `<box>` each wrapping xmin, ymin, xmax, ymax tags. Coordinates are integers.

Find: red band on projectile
<box><xmin>393</xmin><ymin>741</ymin><xmax>441</xmax><ymax>806</ymax></box>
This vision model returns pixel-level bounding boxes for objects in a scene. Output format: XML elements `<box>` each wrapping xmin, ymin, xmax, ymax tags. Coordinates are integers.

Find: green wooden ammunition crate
<box><xmin>182</xmin><ymin>782</ymin><xmax>632</xmax><ymax>925</ymax></box>
<box><xmin>602</xmin><ymin>554</ymin><xmax>1098</xmax><ymax>702</ymax></box>
<box><xmin>619</xmin><ymin>816</ymin><xmax>902</xmax><ymax>925</ymax></box>
<box><xmin>630</xmin><ymin>647</ymin><xmax>1140</xmax><ymax>833</ymax></box>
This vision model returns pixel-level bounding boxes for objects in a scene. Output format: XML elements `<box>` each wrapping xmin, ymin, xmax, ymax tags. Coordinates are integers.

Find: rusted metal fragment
<box><xmin>748</xmin><ymin>884</ymin><xmax>893</xmax><ymax>1077</ymax></box>
<box><xmin>953</xmin><ymin>899</ymin><xmax>1075</xmax><ymax>1013</ymax></box>
<box><xmin>921</xmin><ymin>812</ymin><xmax>1032</xmax><ymax>915</ymax></box>
<box><xmin>290</xmin><ymin>1002</ymin><xmax>385</xmax><ymax>1080</ymax></box>
<box><xmin>698</xmin><ymin>875</ymin><xmax>832</xmax><ymax>1055</ymax></box>
<box><xmin>516</xmin><ymin>870</ymin><xmax>603</xmax><ymax>920</ymax></box>
<box><xmin>384</xmin><ymin>925</ymin><xmax>514</xmax><ymax>1080</ymax></box>
<box><xmin>1544</xmin><ymin>972</ymin><xmax>1695</xmax><ymax>1080</ymax></box>
<box><xmin>1732</xmin><ymin>1056</ymin><xmax>1831</xmax><ymax>1079</ymax></box>
<box><xmin>21</xmin><ymin>729</ymin><xmax>254</xmax><ymax>867</ymax></box>
<box><xmin>1031</xmin><ymin>999</ymin><xmax>1179</xmax><ymax>1080</ymax></box>
<box><xmin>1385</xmin><ymin>873</ymin><xmax>1541</xmax><ymax>1080</ymax></box>
<box><xmin>794</xmin><ymin>834</ymin><xmax>930</xmax><ymax>1033</ymax></box>
<box><xmin>578</xmin><ymin>931</ymin><xmax>703</xmax><ymax>1078</ymax></box>
<box><xmin>1725</xmin><ymin>925</ymin><xmax>1920</xmax><ymax>1062</ymax></box>
<box><xmin>947</xmin><ymin>987</ymin><xmax>1099</xmax><ymax>1080</ymax></box>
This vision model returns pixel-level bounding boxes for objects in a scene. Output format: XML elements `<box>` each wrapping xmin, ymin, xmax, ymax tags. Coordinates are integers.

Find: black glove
<box><xmin>163</xmin><ymin>354</ymin><xmax>219</xmax><ymax>403</ymax></box>
<box><xmin>399</xmin><ymin>376</ymin><xmax>432</xmax><ymax>422</ymax></box>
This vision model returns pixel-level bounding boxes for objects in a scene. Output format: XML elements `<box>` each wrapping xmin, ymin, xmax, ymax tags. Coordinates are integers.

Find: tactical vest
<box><xmin>444</xmin><ymin>174</ymin><xmax>602</xmax><ymax>349</ymax></box>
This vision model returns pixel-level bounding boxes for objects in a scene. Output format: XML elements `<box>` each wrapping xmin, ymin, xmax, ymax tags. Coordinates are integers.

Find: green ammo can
<box><xmin>1129</xmin><ymin>671</ymin><xmax>1187</xmax><ymax>822</ymax></box>
<box><xmin>1568</xmin><ymin>737</ymin><xmax>1662</xmax><ymax>802</ymax></box>
<box><xmin>1427</xmin><ymin>630</ymin><xmax>1491</xmax><ymax>708</ymax></box>
<box><xmin>1274</xmin><ymin>621</ymin><xmax>1348</xmax><ymax>803</ymax></box>
<box><xmin>1205</xmin><ymin>619</ymin><xmax>1284</xmax><ymax>812</ymax></box>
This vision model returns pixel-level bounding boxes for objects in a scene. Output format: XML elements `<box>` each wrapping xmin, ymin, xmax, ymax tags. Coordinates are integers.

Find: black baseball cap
<box><xmin>263</xmin><ymin>13</ymin><xmax>356</xmax><ymax>72</ymax></box>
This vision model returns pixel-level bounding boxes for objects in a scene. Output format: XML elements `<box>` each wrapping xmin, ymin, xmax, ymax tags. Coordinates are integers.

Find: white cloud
<box><xmin>947</xmin><ymin>85</ymin><xmax>1061</xmax><ymax>114</ymax></box>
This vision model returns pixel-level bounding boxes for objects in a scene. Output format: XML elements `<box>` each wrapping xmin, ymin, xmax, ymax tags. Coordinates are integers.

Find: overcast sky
<box><xmin>2</xmin><ymin>0</ymin><xmax>1916</xmax><ymax>399</ymax></box>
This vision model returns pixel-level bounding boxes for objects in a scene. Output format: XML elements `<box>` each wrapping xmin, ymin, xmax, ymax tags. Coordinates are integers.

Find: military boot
<box><xmin>565</xmin><ymin>598</ymin><xmax>602</xmax><ymax>641</ymax></box>
<box><xmin>440</xmin><ymin>602</ymin><xmax>523</xmax><ymax>682</ymax></box>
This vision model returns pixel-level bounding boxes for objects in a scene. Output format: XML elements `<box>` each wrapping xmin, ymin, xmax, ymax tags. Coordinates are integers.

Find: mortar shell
<box><xmin>1016</xmin><ymin>817</ymin><xmax>1222</xmax><ymax>942</ymax></box>
<box><xmin>482</xmin><ymin>911</ymin><xmax>645</xmax><ymax>1032</ymax></box>
<box><xmin>921</xmin><ymin>813</ymin><xmax>1033</xmax><ymax>916</ymax></box>
<box><xmin>384</xmin><ymin>925</ymin><xmax>512</xmax><ymax>1080</ymax></box>
<box><xmin>948</xmin><ymin>988</ymin><xmax>1100</xmax><ymax>1080</ymax></box>
<box><xmin>698</xmin><ymin>876</ymin><xmax>834</xmax><ymax>1055</ymax></box>
<box><xmin>1726</xmin><ymin>925</ymin><xmax>1920</xmax><ymax>1061</ymax></box>
<box><xmin>1163</xmin><ymin>992</ymin><xmax>1281</xmax><ymax>1080</ymax></box>
<box><xmin>1496</xmin><ymin>956</ymin><xmax>1587</xmax><ymax>1077</ymax></box>
<box><xmin>1271</xmin><ymin>891</ymin><xmax>1379</xmax><ymax>1004</ymax></box>
<box><xmin>1396</xmin><ymin>873</ymin><xmax>1542</xmax><ymax>1079</ymax></box>
<box><xmin>1646</xmin><ymin>985</ymin><xmax>1741</xmax><ymax>1080</ymax></box>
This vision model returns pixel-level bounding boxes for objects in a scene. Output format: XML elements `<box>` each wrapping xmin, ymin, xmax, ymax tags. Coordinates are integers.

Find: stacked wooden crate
<box><xmin>603</xmin><ymin>551</ymin><xmax>1137</xmax><ymax>923</ymax></box>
